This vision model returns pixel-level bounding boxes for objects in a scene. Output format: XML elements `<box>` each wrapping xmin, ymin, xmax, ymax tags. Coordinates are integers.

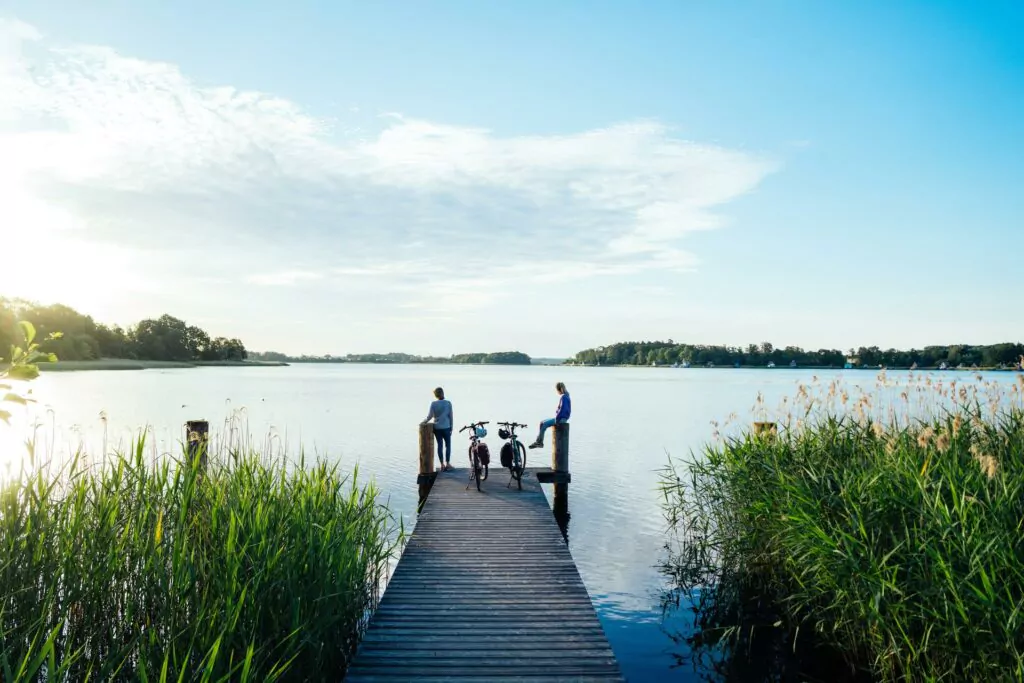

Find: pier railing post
<box><xmin>417</xmin><ymin>422</ymin><xmax>436</xmax><ymax>510</ymax></box>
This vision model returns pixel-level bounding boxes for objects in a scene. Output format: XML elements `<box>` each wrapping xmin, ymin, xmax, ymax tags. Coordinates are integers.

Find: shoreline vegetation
<box><xmin>250</xmin><ymin>351</ymin><xmax>533</xmax><ymax>365</ymax></box>
<box><xmin>36</xmin><ymin>353</ymin><xmax>536</xmax><ymax>372</ymax></box>
<box><xmin>8</xmin><ymin>299</ymin><xmax>1022</xmax><ymax>373</ymax></box>
<box><xmin>36</xmin><ymin>358</ymin><xmax>1019</xmax><ymax>374</ymax></box>
<box><xmin>573</xmin><ymin>362</ymin><xmax>1024</xmax><ymax>371</ymax></box>
<box><xmin>39</xmin><ymin>358</ymin><xmax>290</xmax><ymax>371</ymax></box>
<box><xmin>1</xmin><ymin>299</ymin><xmax>249</xmax><ymax>364</ymax></box>
<box><xmin>2</xmin><ymin>300</ymin><xmax>537</xmax><ymax>370</ymax></box>
<box><xmin>573</xmin><ymin>340</ymin><xmax>1024</xmax><ymax>370</ymax></box>
<box><xmin>660</xmin><ymin>374</ymin><xmax>1024</xmax><ymax>681</ymax></box>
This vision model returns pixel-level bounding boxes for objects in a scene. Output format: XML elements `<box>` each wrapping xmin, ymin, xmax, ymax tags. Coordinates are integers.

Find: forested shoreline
<box><xmin>573</xmin><ymin>340</ymin><xmax>1024</xmax><ymax>369</ymax></box>
<box><xmin>250</xmin><ymin>351</ymin><xmax>532</xmax><ymax>365</ymax></box>
<box><xmin>0</xmin><ymin>299</ymin><xmax>248</xmax><ymax>362</ymax></box>
<box><xmin>7</xmin><ymin>299</ymin><xmax>1022</xmax><ymax>371</ymax></box>
<box><xmin>1</xmin><ymin>300</ymin><xmax>534</xmax><ymax>367</ymax></box>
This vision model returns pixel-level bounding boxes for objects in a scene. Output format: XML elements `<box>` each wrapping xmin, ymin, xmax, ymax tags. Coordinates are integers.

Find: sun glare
<box><xmin>0</xmin><ymin>386</ymin><xmax>49</xmax><ymax>476</ymax></box>
<box><xmin>5</xmin><ymin>189</ymin><xmax>140</xmax><ymax>318</ymax></box>
<box><xmin>0</xmin><ymin>416</ymin><xmax>33</xmax><ymax>475</ymax></box>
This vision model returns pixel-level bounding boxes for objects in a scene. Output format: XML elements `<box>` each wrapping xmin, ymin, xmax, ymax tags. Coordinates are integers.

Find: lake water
<box><xmin>3</xmin><ymin>365</ymin><xmax>1021</xmax><ymax>681</ymax></box>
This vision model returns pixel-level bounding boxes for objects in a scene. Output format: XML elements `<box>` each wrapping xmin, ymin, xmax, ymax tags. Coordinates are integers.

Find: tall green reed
<box><xmin>662</xmin><ymin>375</ymin><xmax>1024</xmax><ymax>682</ymax></box>
<box><xmin>0</xmin><ymin>439</ymin><xmax>400</xmax><ymax>681</ymax></box>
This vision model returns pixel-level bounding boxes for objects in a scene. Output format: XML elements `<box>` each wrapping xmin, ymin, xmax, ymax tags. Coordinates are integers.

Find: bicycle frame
<box><xmin>459</xmin><ymin>421</ymin><xmax>489</xmax><ymax>491</ymax></box>
<box><xmin>497</xmin><ymin>421</ymin><xmax>527</xmax><ymax>489</ymax></box>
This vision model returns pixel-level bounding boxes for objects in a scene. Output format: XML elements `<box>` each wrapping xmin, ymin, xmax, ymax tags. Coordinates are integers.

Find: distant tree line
<box><xmin>851</xmin><ymin>343</ymin><xmax>1024</xmax><ymax>369</ymax></box>
<box><xmin>449</xmin><ymin>352</ymin><xmax>531</xmax><ymax>365</ymax></box>
<box><xmin>0</xmin><ymin>299</ymin><xmax>248</xmax><ymax>362</ymax></box>
<box><xmin>573</xmin><ymin>340</ymin><xmax>1024</xmax><ymax>369</ymax></box>
<box><xmin>249</xmin><ymin>351</ymin><xmax>532</xmax><ymax>365</ymax></box>
<box><xmin>573</xmin><ymin>341</ymin><xmax>843</xmax><ymax>367</ymax></box>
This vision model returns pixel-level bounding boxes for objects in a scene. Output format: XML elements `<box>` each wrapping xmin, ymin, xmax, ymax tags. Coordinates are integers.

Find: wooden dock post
<box><xmin>552</xmin><ymin>422</ymin><xmax>570</xmax><ymax>541</ymax></box>
<box><xmin>185</xmin><ymin>420</ymin><xmax>209</xmax><ymax>470</ymax></box>
<box><xmin>418</xmin><ymin>422</ymin><xmax>435</xmax><ymax>479</ymax></box>
<box><xmin>552</xmin><ymin>421</ymin><xmax>570</xmax><ymax>473</ymax></box>
<box><xmin>417</xmin><ymin>422</ymin><xmax>436</xmax><ymax>511</ymax></box>
<box><xmin>534</xmin><ymin>422</ymin><xmax>572</xmax><ymax>485</ymax></box>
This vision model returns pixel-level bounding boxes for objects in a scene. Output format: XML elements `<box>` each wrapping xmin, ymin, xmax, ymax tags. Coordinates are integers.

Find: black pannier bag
<box><xmin>500</xmin><ymin>442</ymin><xmax>514</xmax><ymax>468</ymax></box>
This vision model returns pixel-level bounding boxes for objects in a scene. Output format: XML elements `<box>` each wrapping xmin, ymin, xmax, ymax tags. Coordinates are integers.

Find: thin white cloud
<box><xmin>332</xmin><ymin>261</ymin><xmax>435</xmax><ymax>277</ymax></box>
<box><xmin>247</xmin><ymin>270</ymin><xmax>324</xmax><ymax>287</ymax></box>
<box><xmin>0</xmin><ymin>17</ymin><xmax>778</xmax><ymax>346</ymax></box>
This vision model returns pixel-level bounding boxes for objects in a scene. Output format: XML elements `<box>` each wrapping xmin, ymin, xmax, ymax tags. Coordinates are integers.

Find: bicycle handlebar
<box><xmin>458</xmin><ymin>421</ymin><xmax>489</xmax><ymax>433</ymax></box>
<box><xmin>497</xmin><ymin>421</ymin><xmax>528</xmax><ymax>428</ymax></box>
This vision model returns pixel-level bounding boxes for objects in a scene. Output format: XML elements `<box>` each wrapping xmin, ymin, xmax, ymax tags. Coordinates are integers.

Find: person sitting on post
<box><xmin>529</xmin><ymin>382</ymin><xmax>571</xmax><ymax>449</ymax></box>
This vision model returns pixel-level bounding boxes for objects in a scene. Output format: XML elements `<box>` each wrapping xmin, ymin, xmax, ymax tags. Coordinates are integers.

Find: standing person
<box><xmin>529</xmin><ymin>382</ymin><xmax>571</xmax><ymax>449</ymax></box>
<box><xmin>422</xmin><ymin>387</ymin><xmax>454</xmax><ymax>471</ymax></box>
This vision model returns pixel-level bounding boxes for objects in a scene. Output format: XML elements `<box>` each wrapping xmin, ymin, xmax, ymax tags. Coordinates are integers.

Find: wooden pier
<box><xmin>346</xmin><ymin>461</ymin><xmax>623</xmax><ymax>681</ymax></box>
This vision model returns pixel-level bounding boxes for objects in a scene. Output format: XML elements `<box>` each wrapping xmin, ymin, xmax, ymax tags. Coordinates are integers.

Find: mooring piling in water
<box><xmin>344</xmin><ymin>421</ymin><xmax>620</xmax><ymax>681</ymax></box>
<box><xmin>185</xmin><ymin>420</ymin><xmax>209</xmax><ymax>469</ymax></box>
<box><xmin>552</xmin><ymin>422</ymin><xmax>570</xmax><ymax>540</ymax></box>
<box><xmin>417</xmin><ymin>422</ymin><xmax>437</xmax><ymax>510</ymax></box>
<box><xmin>552</xmin><ymin>421</ymin><xmax>570</xmax><ymax>473</ymax></box>
<box><xmin>533</xmin><ymin>422</ymin><xmax>571</xmax><ymax>486</ymax></box>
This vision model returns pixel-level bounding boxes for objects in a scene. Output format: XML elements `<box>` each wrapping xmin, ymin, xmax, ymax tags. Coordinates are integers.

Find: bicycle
<box><xmin>459</xmin><ymin>421</ymin><xmax>490</xmax><ymax>491</ymax></box>
<box><xmin>497</xmin><ymin>421</ymin><xmax>528</xmax><ymax>490</ymax></box>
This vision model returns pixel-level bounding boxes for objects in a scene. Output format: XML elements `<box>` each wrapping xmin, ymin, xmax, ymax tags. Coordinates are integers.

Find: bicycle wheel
<box><xmin>468</xmin><ymin>447</ymin><xmax>480</xmax><ymax>491</ymax></box>
<box><xmin>515</xmin><ymin>441</ymin><xmax>527</xmax><ymax>490</ymax></box>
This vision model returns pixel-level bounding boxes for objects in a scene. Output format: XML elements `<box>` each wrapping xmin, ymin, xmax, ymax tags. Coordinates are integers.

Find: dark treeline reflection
<box><xmin>658</xmin><ymin>561</ymin><xmax>874</xmax><ymax>682</ymax></box>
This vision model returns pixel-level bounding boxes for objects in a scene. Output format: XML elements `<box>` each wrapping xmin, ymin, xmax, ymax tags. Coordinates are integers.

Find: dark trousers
<box><xmin>433</xmin><ymin>427</ymin><xmax>452</xmax><ymax>464</ymax></box>
<box><xmin>535</xmin><ymin>418</ymin><xmax>567</xmax><ymax>445</ymax></box>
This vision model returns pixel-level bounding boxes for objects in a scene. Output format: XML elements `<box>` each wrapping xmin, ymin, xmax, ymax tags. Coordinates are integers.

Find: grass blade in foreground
<box><xmin>0</xmin><ymin>441</ymin><xmax>399</xmax><ymax>681</ymax></box>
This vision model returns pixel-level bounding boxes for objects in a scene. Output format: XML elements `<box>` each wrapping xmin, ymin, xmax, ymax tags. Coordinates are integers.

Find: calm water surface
<box><xmin>3</xmin><ymin>365</ymin><xmax>1021</xmax><ymax>681</ymax></box>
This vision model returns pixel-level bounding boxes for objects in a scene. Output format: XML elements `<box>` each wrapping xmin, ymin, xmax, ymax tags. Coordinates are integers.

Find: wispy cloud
<box><xmin>0</xmin><ymin>17</ymin><xmax>778</xmax><ymax>349</ymax></box>
<box><xmin>247</xmin><ymin>270</ymin><xmax>324</xmax><ymax>287</ymax></box>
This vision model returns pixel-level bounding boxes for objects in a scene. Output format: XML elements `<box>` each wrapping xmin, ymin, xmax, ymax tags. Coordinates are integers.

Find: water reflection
<box><xmin>599</xmin><ymin>589</ymin><xmax>704</xmax><ymax>682</ymax></box>
<box><xmin>658</xmin><ymin>545</ymin><xmax>874</xmax><ymax>682</ymax></box>
<box><xmin>549</xmin><ymin>483</ymin><xmax>716</xmax><ymax>681</ymax></box>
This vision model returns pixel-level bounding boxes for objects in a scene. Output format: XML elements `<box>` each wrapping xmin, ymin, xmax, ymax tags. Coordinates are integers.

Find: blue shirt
<box><xmin>556</xmin><ymin>392</ymin><xmax>571</xmax><ymax>421</ymax></box>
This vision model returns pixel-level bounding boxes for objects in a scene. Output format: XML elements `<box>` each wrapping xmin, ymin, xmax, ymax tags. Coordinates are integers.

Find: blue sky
<box><xmin>1</xmin><ymin>1</ymin><xmax>1022</xmax><ymax>356</ymax></box>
